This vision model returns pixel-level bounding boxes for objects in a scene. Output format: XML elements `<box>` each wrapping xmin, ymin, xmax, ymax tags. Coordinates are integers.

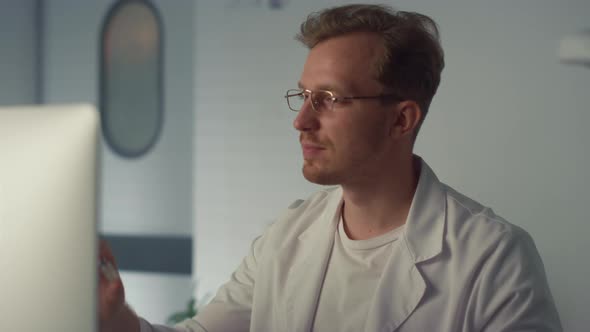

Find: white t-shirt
<box><xmin>311</xmin><ymin>217</ymin><xmax>405</xmax><ymax>332</ymax></box>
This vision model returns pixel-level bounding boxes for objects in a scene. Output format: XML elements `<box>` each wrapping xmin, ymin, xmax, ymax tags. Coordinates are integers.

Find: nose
<box><xmin>293</xmin><ymin>99</ymin><xmax>319</xmax><ymax>132</ymax></box>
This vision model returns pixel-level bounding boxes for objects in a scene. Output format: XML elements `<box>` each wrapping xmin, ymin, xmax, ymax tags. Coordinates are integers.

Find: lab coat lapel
<box><xmin>365</xmin><ymin>158</ymin><xmax>446</xmax><ymax>332</ymax></box>
<box><xmin>363</xmin><ymin>246</ymin><xmax>426</xmax><ymax>332</ymax></box>
<box><xmin>284</xmin><ymin>188</ymin><xmax>342</xmax><ymax>332</ymax></box>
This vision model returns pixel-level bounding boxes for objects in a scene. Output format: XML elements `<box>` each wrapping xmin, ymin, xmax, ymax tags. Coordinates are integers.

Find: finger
<box><xmin>98</xmin><ymin>239</ymin><xmax>121</xmax><ymax>284</ymax></box>
<box><xmin>99</xmin><ymin>239</ymin><xmax>115</xmax><ymax>260</ymax></box>
<box><xmin>100</xmin><ymin>260</ymin><xmax>120</xmax><ymax>282</ymax></box>
<box><xmin>99</xmin><ymin>239</ymin><xmax>120</xmax><ymax>270</ymax></box>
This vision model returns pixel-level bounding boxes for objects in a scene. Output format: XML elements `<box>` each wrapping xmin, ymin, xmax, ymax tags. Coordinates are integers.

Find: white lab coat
<box><xmin>141</xmin><ymin>159</ymin><xmax>562</xmax><ymax>332</ymax></box>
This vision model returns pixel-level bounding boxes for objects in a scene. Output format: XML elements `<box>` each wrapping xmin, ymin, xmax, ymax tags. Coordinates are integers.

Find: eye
<box><xmin>319</xmin><ymin>90</ymin><xmax>335</xmax><ymax>100</ymax></box>
<box><xmin>312</xmin><ymin>91</ymin><xmax>334</xmax><ymax>109</ymax></box>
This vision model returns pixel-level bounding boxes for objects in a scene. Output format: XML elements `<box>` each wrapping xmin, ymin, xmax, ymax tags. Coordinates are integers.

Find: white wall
<box><xmin>0</xmin><ymin>0</ymin><xmax>37</xmax><ymax>105</ymax></box>
<box><xmin>193</xmin><ymin>1</ymin><xmax>590</xmax><ymax>331</ymax></box>
<box><xmin>43</xmin><ymin>0</ymin><xmax>195</xmax><ymax>324</ymax></box>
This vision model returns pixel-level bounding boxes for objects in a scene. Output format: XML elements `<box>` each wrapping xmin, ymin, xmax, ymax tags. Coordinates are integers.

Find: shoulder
<box><xmin>280</xmin><ymin>186</ymin><xmax>339</xmax><ymax>219</ymax></box>
<box><xmin>272</xmin><ymin>186</ymin><xmax>340</xmax><ymax>229</ymax></box>
<box><xmin>441</xmin><ymin>182</ymin><xmax>534</xmax><ymax>257</ymax></box>
<box><xmin>256</xmin><ymin>187</ymin><xmax>341</xmax><ymax>247</ymax></box>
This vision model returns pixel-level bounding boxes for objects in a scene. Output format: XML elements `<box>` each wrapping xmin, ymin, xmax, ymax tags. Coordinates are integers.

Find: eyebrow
<box><xmin>297</xmin><ymin>81</ymin><xmax>347</xmax><ymax>94</ymax></box>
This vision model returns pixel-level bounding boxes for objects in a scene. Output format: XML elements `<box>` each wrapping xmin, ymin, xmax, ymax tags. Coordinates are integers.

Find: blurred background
<box><xmin>1</xmin><ymin>0</ymin><xmax>589</xmax><ymax>330</ymax></box>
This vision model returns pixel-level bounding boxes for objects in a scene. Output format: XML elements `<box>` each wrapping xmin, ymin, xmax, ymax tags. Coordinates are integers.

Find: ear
<box><xmin>389</xmin><ymin>100</ymin><xmax>422</xmax><ymax>139</ymax></box>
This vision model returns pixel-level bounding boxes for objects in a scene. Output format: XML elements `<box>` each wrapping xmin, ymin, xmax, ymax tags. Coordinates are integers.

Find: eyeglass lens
<box><xmin>287</xmin><ymin>90</ymin><xmax>305</xmax><ymax>111</ymax></box>
<box><xmin>287</xmin><ymin>90</ymin><xmax>333</xmax><ymax>112</ymax></box>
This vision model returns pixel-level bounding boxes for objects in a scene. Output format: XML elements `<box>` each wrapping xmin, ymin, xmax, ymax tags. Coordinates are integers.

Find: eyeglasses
<box><xmin>284</xmin><ymin>88</ymin><xmax>401</xmax><ymax>112</ymax></box>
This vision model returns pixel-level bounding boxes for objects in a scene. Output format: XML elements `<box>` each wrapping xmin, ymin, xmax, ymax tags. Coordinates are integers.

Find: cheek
<box><xmin>352</xmin><ymin>111</ymin><xmax>389</xmax><ymax>136</ymax></box>
<box><xmin>333</xmin><ymin>116</ymin><xmax>388</xmax><ymax>156</ymax></box>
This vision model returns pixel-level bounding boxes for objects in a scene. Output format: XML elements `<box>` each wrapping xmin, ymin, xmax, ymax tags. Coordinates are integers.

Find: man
<box><xmin>100</xmin><ymin>4</ymin><xmax>562</xmax><ymax>332</ymax></box>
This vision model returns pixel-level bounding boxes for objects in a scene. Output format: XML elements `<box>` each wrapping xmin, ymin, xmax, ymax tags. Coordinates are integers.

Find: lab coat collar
<box><xmin>365</xmin><ymin>157</ymin><xmax>447</xmax><ymax>331</ymax></box>
<box><xmin>302</xmin><ymin>156</ymin><xmax>446</xmax><ymax>263</ymax></box>
<box><xmin>284</xmin><ymin>157</ymin><xmax>446</xmax><ymax>331</ymax></box>
<box><xmin>284</xmin><ymin>189</ymin><xmax>342</xmax><ymax>332</ymax></box>
<box><xmin>403</xmin><ymin>156</ymin><xmax>446</xmax><ymax>263</ymax></box>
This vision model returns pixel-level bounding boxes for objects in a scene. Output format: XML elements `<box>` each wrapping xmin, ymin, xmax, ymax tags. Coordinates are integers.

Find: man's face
<box><xmin>294</xmin><ymin>32</ymin><xmax>398</xmax><ymax>186</ymax></box>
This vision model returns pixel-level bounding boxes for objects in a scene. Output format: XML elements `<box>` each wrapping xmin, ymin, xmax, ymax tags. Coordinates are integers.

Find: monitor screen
<box><xmin>0</xmin><ymin>104</ymin><xmax>99</xmax><ymax>331</ymax></box>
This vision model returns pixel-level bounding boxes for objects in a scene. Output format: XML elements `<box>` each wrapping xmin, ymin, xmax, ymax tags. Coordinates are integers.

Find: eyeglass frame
<box><xmin>284</xmin><ymin>88</ymin><xmax>402</xmax><ymax>112</ymax></box>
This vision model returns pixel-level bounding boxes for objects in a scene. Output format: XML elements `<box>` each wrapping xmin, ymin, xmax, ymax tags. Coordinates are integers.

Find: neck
<box><xmin>341</xmin><ymin>155</ymin><xmax>420</xmax><ymax>240</ymax></box>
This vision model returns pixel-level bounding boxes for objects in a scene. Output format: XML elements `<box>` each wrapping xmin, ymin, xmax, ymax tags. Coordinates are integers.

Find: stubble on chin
<box><xmin>301</xmin><ymin>160</ymin><xmax>339</xmax><ymax>186</ymax></box>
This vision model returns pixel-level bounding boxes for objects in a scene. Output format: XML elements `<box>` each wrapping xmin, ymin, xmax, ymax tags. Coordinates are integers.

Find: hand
<box><xmin>99</xmin><ymin>239</ymin><xmax>138</xmax><ymax>332</ymax></box>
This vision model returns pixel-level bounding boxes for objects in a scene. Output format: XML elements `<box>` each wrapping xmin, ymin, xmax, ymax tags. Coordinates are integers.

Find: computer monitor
<box><xmin>0</xmin><ymin>104</ymin><xmax>99</xmax><ymax>331</ymax></box>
